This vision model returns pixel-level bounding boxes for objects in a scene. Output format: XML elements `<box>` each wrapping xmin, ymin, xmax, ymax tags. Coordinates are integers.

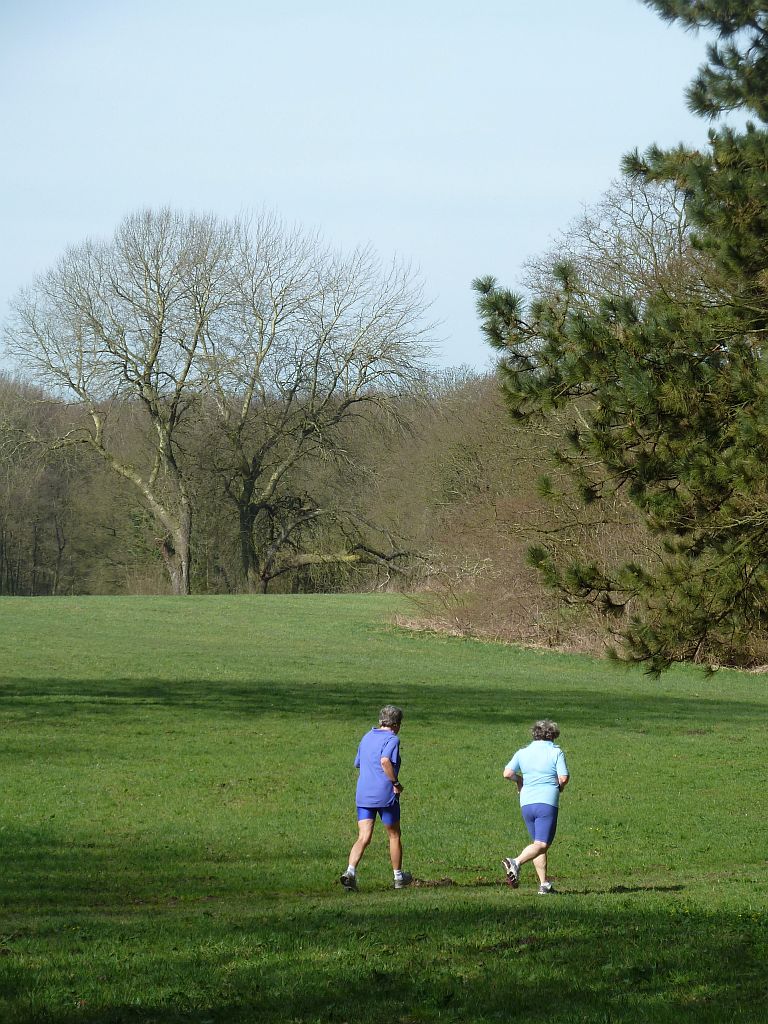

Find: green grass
<box><xmin>0</xmin><ymin>594</ymin><xmax>765</xmax><ymax>1023</ymax></box>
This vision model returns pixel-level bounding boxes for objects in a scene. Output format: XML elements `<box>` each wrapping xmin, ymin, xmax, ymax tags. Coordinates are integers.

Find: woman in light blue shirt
<box><xmin>501</xmin><ymin>719</ymin><xmax>569</xmax><ymax>895</ymax></box>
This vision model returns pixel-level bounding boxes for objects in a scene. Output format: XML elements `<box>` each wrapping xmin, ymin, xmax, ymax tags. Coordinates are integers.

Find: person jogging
<box><xmin>501</xmin><ymin>718</ymin><xmax>569</xmax><ymax>895</ymax></box>
<box><xmin>339</xmin><ymin>705</ymin><xmax>413</xmax><ymax>892</ymax></box>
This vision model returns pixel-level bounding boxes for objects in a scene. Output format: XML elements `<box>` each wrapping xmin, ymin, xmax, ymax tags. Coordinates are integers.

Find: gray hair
<box><xmin>531</xmin><ymin>719</ymin><xmax>560</xmax><ymax>741</ymax></box>
<box><xmin>378</xmin><ymin>705</ymin><xmax>403</xmax><ymax>728</ymax></box>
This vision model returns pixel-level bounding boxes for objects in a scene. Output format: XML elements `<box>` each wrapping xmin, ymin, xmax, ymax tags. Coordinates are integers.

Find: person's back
<box><xmin>355</xmin><ymin>727</ymin><xmax>400</xmax><ymax>808</ymax></box>
<box><xmin>512</xmin><ymin>739</ymin><xmax>567</xmax><ymax>807</ymax></box>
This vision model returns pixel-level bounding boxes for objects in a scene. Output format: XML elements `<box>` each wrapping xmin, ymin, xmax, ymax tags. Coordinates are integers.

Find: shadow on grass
<box><xmin>0</xmin><ymin>821</ymin><xmax>763</xmax><ymax>1023</ymax></box>
<box><xmin>0</xmin><ymin>675</ymin><xmax>759</xmax><ymax>733</ymax></box>
<box><xmin>468</xmin><ymin>880</ymin><xmax>687</xmax><ymax>895</ymax></box>
<box><xmin>566</xmin><ymin>883</ymin><xmax>686</xmax><ymax>895</ymax></box>
<box><xmin>0</xmin><ymin>825</ymin><xmax>690</xmax><ymax>912</ymax></box>
<box><xmin>0</xmin><ymin>890</ymin><xmax>765</xmax><ymax>1024</ymax></box>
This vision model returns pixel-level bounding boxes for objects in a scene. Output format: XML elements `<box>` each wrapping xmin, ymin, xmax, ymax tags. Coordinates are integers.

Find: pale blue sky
<box><xmin>1</xmin><ymin>0</ymin><xmax>718</xmax><ymax>369</ymax></box>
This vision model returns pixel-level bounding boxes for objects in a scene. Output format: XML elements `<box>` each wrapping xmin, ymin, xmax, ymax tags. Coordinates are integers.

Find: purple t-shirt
<box><xmin>354</xmin><ymin>728</ymin><xmax>400</xmax><ymax>808</ymax></box>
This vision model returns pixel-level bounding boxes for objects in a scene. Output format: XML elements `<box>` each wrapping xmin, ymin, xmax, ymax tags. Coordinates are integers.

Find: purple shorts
<box><xmin>522</xmin><ymin>802</ymin><xmax>559</xmax><ymax>845</ymax></box>
<box><xmin>357</xmin><ymin>802</ymin><xmax>401</xmax><ymax>826</ymax></box>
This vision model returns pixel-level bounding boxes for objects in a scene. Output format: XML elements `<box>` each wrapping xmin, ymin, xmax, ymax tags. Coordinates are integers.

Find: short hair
<box><xmin>531</xmin><ymin>719</ymin><xmax>560</xmax><ymax>741</ymax></box>
<box><xmin>378</xmin><ymin>705</ymin><xmax>403</xmax><ymax>728</ymax></box>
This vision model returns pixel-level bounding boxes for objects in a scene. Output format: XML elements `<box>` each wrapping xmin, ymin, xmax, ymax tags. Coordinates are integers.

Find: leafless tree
<box><xmin>4</xmin><ymin>209</ymin><xmax>432</xmax><ymax>594</ymax></box>
<box><xmin>523</xmin><ymin>177</ymin><xmax>716</xmax><ymax>308</ymax></box>
<box><xmin>199</xmin><ymin>212</ymin><xmax>432</xmax><ymax>592</ymax></box>
<box><xmin>5</xmin><ymin>209</ymin><xmax>236</xmax><ymax>593</ymax></box>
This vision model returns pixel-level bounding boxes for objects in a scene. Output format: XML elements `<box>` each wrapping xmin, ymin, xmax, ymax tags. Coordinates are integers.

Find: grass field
<box><xmin>0</xmin><ymin>594</ymin><xmax>765</xmax><ymax>1023</ymax></box>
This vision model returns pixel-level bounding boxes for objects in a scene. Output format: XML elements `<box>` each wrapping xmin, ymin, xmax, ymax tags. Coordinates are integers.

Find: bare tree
<box><xmin>5</xmin><ymin>209</ymin><xmax>236</xmax><ymax>594</ymax></box>
<box><xmin>522</xmin><ymin>177</ymin><xmax>715</xmax><ymax>308</ymax></box>
<box><xmin>199</xmin><ymin>212</ymin><xmax>432</xmax><ymax>592</ymax></box>
<box><xmin>4</xmin><ymin>209</ymin><xmax>432</xmax><ymax>594</ymax></box>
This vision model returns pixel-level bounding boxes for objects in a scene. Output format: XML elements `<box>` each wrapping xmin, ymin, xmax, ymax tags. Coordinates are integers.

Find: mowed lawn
<box><xmin>0</xmin><ymin>594</ymin><xmax>765</xmax><ymax>1024</ymax></box>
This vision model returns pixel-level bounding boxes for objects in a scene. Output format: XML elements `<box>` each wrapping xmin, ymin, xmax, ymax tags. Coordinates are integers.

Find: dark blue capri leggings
<box><xmin>521</xmin><ymin>802</ymin><xmax>559</xmax><ymax>845</ymax></box>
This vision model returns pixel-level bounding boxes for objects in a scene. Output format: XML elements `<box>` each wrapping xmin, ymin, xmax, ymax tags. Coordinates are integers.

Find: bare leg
<box><xmin>515</xmin><ymin>840</ymin><xmax>549</xmax><ymax>870</ymax></box>
<box><xmin>384</xmin><ymin>822</ymin><xmax>403</xmax><ymax>871</ymax></box>
<box><xmin>348</xmin><ymin>818</ymin><xmax>375</xmax><ymax>868</ymax></box>
<box><xmin>532</xmin><ymin>850</ymin><xmax>548</xmax><ymax>885</ymax></box>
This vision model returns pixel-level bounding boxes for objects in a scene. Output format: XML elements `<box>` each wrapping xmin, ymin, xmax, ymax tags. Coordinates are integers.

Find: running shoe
<box><xmin>538</xmin><ymin>882</ymin><xmax>554</xmax><ymax>895</ymax></box>
<box><xmin>339</xmin><ymin>871</ymin><xmax>357</xmax><ymax>892</ymax></box>
<box><xmin>502</xmin><ymin>857</ymin><xmax>520</xmax><ymax>888</ymax></box>
<box><xmin>393</xmin><ymin>871</ymin><xmax>413</xmax><ymax>889</ymax></box>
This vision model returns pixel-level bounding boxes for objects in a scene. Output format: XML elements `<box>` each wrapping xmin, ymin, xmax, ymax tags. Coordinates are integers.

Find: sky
<box><xmin>0</xmin><ymin>0</ymin><xmax>721</xmax><ymax>370</ymax></box>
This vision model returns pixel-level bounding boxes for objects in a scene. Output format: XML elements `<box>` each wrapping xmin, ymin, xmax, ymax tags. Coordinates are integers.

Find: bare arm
<box><xmin>504</xmin><ymin>768</ymin><xmax>523</xmax><ymax>793</ymax></box>
<box><xmin>558</xmin><ymin>775</ymin><xmax>570</xmax><ymax>791</ymax></box>
<box><xmin>381</xmin><ymin>756</ymin><xmax>402</xmax><ymax>789</ymax></box>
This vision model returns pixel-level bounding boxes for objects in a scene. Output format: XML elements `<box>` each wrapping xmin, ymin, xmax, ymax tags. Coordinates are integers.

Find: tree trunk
<box><xmin>159</xmin><ymin>502</ymin><xmax>192</xmax><ymax>595</ymax></box>
<box><xmin>52</xmin><ymin>518</ymin><xmax>66</xmax><ymax>596</ymax></box>
<box><xmin>238</xmin><ymin>503</ymin><xmax>262</xmax><ymax>594</ymax></box>
<box><xmin>30</xmin><ymin>521</ymin><xmax>39</xmax><ymax>596</ymax></box>
<box><xmin>160</xmin><ymin>537</ymin><xmax>190</xmax><ymax>594</ymax></box>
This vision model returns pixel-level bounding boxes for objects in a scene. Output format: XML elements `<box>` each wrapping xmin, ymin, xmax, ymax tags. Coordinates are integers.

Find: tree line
<box><xmin>0</xmin><ymin>357</ymin><xmax>541</xmax><ymax>602</ymax></box>
<box><xmin>0</xmin><ymin>170</ymin><xmax>694</xmax><ymax>659</ymax></box>
<box><xmin>2</xmin><ymin>210</ymin><xmax>433</xmax><ymax>596</ymax></box>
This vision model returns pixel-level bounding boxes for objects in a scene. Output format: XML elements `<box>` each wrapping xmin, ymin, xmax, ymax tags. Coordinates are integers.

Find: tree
<box><xmin>522</xmin><ymin>177</ymin><xmax>713</xmax><ymax>310</ymax></box>
<box><xmin>475</xmin><ymin>3</ymin><xmax>768</xmax><ymax>672</ymax></box>
<box><xmin>0</xmin><ymin>375</ymin><xmax>86</xmax><ymax>595</ymax></box>
<box><xmin>5</xmin><ymin>210</ymin><xmax>431</xmax><ymax>595</ymax></box>
<box><xmin>5</xmin><ymin>209</ymin><xmax>235</xmax><ymax>594</ymax></box>
<box><xmin>197</xmin><ymin>213</ymin><xmax>431</xmax><ymax>592</ymax></box>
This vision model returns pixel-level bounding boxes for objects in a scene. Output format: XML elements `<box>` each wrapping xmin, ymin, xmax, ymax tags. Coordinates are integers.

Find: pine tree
<box><xmin>476</xmin><ymin>2</ymin><xmax>768</xmax><ymax>673</ymax></box>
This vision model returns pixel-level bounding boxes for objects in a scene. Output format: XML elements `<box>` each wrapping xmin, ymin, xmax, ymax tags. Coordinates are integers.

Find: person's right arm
<box><xmin>381</xmin><ymin>735</ymin><xmax>402</xmax><ymax>791</ymax></box>
<box><xmin>380</xmin><ymin>756</ymin><xmax>399</xmax><ymax>782</ymax></box>
<box><xmin>503</xmin><ymin>754</ymin><xmax>523</xmax><ymax>791</ymax></box>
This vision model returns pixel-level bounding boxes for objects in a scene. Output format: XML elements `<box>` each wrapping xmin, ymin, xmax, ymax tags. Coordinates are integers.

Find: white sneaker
<box><xmin>538</xmin><ymin>882</ymin><xmax>554</xmax><ymax>895</ymax></box>
<box><xmin>502</xmin><ymin>858</ymin><xmax>520</xmax><ymax>888</ymax></box>
<box><xmin>393</xmin><ymin>871</ymin><xmax>413</xmax><ymax>889</ymax></box>
<box><xmin>339</xmin><ymin>871</ymin><xmax>357</xmax><ymax>892</ymax></box>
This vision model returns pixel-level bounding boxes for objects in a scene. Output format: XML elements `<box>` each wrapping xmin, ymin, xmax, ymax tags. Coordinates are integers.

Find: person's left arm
<box><xmin>381</xmin><ymin>734</ymin><xmax>402</xmax><ymax>791</ymax></box>
<box><xmin>380</xmin><ymin>756</ymin><xmax>402</xmax><ymax>791</ymax></box>
<box><xmin>556</xmin><ymin>749</ymin><xmax>569</xmax><ymax>791</ymax></box>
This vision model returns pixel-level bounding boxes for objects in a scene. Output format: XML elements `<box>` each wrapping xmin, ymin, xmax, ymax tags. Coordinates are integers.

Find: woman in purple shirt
<box><xmin>340</xmin><ymin>705</ymin><xmax>413</xmax><ymax>892</ymax></box>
